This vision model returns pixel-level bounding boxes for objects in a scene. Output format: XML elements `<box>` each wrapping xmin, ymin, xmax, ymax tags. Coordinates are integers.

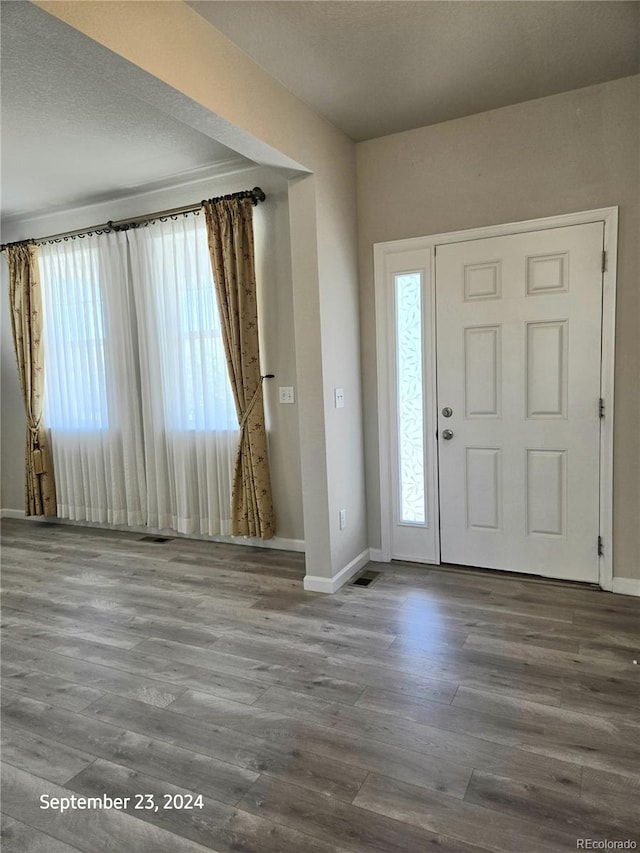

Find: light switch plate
<box><xmin>279</xmin><ymin>386</ymin><xmax>295</xmax><ymax>404</ymax></box>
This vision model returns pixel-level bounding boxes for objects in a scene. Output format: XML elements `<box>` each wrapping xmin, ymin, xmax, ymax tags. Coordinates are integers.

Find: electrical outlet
<box><xmin>279</xmin><ymin>386</ymin><xmax>295</xmax><ymax>404</ymax></box>
<box><xmin>335</xmin><ymin>387</ymin><xmax>345</xmax><ymax>409</ymax></box>
<box><xmin>339</xmin><ymin>508</ymin><xmax>347</xmax><ymax>530</ymax></box>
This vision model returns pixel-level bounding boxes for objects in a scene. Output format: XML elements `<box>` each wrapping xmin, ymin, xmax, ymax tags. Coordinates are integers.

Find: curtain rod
<box><xmin>0</xmin><ymin>187</ymin><xmax>266</xmax><ymax>252</ymax></box>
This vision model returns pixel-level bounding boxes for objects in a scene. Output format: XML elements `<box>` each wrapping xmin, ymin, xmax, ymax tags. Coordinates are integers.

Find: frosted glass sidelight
<box><xmin>395</xmin><ymin>272</ymin><xmax>426</xmax><ymax>525</ymax></box>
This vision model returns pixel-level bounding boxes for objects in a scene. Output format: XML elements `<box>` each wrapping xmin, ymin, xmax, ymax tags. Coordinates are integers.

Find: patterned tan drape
<box><xmin>203</xmin><ymin>199</ymin><xmax>275</xmax><ymax>539</ymax></box>
<box><xmin>4</xmin><ymin>244</ymin><xmax>57</xmax><ymax>516</ymax></box>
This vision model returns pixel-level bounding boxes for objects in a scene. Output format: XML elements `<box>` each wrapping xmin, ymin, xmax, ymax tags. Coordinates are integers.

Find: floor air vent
<box><xmin>350</xmin><ymin>570</ymin><xmax>381</xmax><ymax>588</ymax></box>
<box><xmin>139</xmin><ymin>536</ymin><xmax>174</xmax><ymax>544</ymax></box>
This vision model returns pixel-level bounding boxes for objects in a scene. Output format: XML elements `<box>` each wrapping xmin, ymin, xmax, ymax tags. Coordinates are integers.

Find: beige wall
<box><xmin>1</xmin><ymin>166</ymin><xmax>305</xmax><ymax>543</ymax></box>
<box><xmin>8</xmin><ymin>4</ymin><xmax>636</xmax><ymax>583</ymax></box>
<box><xmin>24</xmin><ymin>0</ymin><xmax>368</xmax><ymax>579</ymax></box>
<box><xmin>357</xmin><ymin>75</ymin><xmax>640</xmax><ymax>580</ymax></box>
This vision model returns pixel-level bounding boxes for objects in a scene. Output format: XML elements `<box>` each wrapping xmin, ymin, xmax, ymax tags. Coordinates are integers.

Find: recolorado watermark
<box><xmin>576</xmin><ymin>841</ymin><xmax>637</xmax><ymax>850</ymax></box>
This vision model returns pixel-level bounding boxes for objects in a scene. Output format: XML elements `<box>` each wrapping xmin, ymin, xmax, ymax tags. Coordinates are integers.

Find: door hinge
<box><xmin>599</xmin><ymin>397</ymin><xmax>605</xmax><ymax>418</ymax></box>
<box><xmin>601</xmin><ymin>250</ymin><xmax>607</xmax><ymax>273</ymax></box>
<box><xmin>597</xmin><ymin>536</ymin><xmax>604</xmax><ymax>557</ymax></box>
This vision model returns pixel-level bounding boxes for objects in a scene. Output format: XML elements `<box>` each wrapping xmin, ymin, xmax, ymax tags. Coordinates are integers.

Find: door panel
<box><xmin>465</xmin><ymin>447</ymin><xmax>502</xmax><ymax>531</ymax></box>
<box><xmin>464</xmin><ymin>325</ymin><xmax>501</xmax><ymax>417</ymax></box>
<box><xmin>436</xmin><ymin>223</ymin><xmax>603</xmax><ymax>582</ymax></box>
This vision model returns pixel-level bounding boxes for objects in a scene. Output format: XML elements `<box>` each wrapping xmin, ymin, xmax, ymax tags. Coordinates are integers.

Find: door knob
<box><xmin>442</xmin><ymin>429</ymin><xmax>454</xmax><ymax>440</ymax></box>
<box><xmin>441</xmin><ymin>407</ymin><xmax>453</xmax><ymax>418</ymax></box>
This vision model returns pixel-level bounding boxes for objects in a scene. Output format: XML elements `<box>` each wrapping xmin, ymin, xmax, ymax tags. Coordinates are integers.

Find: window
<box><xmin>139</xmin><ymin>224</ymin><xmax>237</xmax><ymax>433</ymax></box>
<box><xmin>395</xmin><ymin>271</ymin><xmax>425</xmax><ymax>525</ymax></box>
<box><xmin>38</xmin><ymin>213</ymin><xmax>239</xmax><ymax>534</ymax></box>
<box><xmin>40</xmin><ymin>243</ymin><xmax>109</xmax><ymax>431</ymax></box>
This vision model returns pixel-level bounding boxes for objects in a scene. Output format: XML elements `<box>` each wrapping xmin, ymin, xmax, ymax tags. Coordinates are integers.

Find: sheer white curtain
<box><xmin>127</xmin><ymin>215</ymin><xmax>238</xmax><ymax>535</ymax></box>
<box><xmin>39</xmin><ymin>234</ymin><xmax>146</xmax><ymax>524</ymax></box>
<box><xmin>39</xmin><ymin>215</ymin><xmax>238</xmax><ymax>536</ymax></box>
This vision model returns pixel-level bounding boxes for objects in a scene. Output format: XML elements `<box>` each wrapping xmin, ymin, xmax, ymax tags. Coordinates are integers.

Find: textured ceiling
<box><xmin>189</xmin><ymin>0</ymin><xmax>640</xmax><ymax>142</ymax></box>
<box><xmin>0</xmin><ymin>7</ymin><xmax>251</xmax><ymax>221</ymax></box>
<box><xmin>2</xmin><ymin>1</ymin><xmax>637</xmax><ymax>223</ymax></box>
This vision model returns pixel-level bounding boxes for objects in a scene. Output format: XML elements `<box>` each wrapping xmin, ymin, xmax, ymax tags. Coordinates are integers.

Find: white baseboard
<box><xmin>202</xmin><ymin>532</ymin><xmax>305</xmax><ymax>553</ymax></box>
<box><xmin>612</xmin><ymin>577</ymin><xmax>640</xmax><ymax>597</ymax></box>
<box><xmin>0</xmin><ymin>510</ymin><xmax>304</xmax><ymax>553</ymax></box>
<box><xmin>369</xmin><ymin>547</ymin><xmax>390</xmax><ymax>562</ymax></box>
<box><xmin>1</xmin><ymin>508</ymin><xmax>26</xmax><ymax>519</ymax></box>
<box><xmin>303</xmin><ymin>548</ymin><xmax>371</xmax><ymax>594</ymax></box>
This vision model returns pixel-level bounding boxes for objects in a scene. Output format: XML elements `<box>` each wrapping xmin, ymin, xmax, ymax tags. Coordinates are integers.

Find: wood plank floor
<box><xmin>1</xmin><ymin>517</ymin><xmax>639</xmax><ymax>853</ymax></box>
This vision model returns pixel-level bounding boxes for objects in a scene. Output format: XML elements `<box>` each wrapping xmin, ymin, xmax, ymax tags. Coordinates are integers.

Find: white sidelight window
<box><xmin>394</xmin><ymin>271</ymin><xmax>426</xmax><ymax>526</ymax></box>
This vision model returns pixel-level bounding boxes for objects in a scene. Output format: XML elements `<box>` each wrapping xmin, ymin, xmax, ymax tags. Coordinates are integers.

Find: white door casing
<box><xmin>436</xmin><ymin>223</ymin><xmax>603</xmax><ymax>582</ymax></box>
<box><xmin>374</xmin><ymin>208</ymin><xmax>617</xmax><ymax>590</ymax></box>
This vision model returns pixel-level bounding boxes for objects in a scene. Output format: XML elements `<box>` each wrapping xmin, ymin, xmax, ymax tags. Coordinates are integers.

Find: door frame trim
<box><xmin>374</xmin><ymin>207</ymin><xmax>618</xmax><ymax>591</ymax></box>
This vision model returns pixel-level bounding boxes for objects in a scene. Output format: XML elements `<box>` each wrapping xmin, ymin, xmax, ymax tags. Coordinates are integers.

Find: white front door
<box><xmin>436</xmin><ymin>223</ymin><xmax>604</xmax><ymax>582</ymax></box>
